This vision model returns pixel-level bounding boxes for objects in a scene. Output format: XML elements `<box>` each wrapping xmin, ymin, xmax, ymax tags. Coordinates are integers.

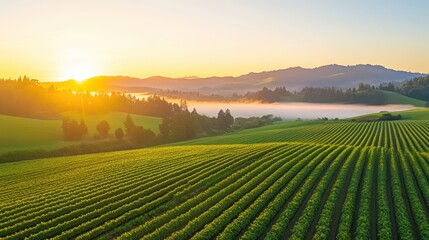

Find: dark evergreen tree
<box><xmin>115</xmin><ymin>128</ymin><xmax>124</xmax><ymax>141</ymax></box>
<box><xmin>131</xmin><ymin>126</ymin><xmax>156</xmax><ymax>145</ymax></box>
<box><xmin>96</xmin><ymin>120</ymin><xmax>110</xmax><ymax>138</ymax></box>
<box><xmin>62</xmin><ymin>117</ymin><xmax>88</xmax><ymax>141</ymax></box>
<box><xmin>159</xmin><ymin>117</ymin><xmax>171</xmax><ymax>139</ymax></box>
<box><xmin>124</xmin><ymin>114</ymin><xmax>136</xmax><ymax>136</ymax></box>
<box><xmin>217</xmin><ymin>109</ymin><xmax>226</xmax><ymax>129</ymax></box>
<box><xmin>224</xmin><ymin>109</ymin><xmax>234</xmax><ymax>129</ymax></box>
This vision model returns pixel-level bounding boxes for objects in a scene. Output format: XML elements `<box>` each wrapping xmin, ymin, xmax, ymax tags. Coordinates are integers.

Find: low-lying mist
<box><xmin>185</xmin><ymin>101</ymin><xmax>416</xmax><ymax>119</ymax></box>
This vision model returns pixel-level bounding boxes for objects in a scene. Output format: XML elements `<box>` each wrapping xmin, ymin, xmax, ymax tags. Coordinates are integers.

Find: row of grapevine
<box><xmin>195</xmin><ymin>120</ymin><xmax>429</xmax><ymax>151</ymax></box>
<box><xmin>1</xmin><ymin>119</ymin><xmax>429</xmax><ymax>239</ymax></box>
<box><xmin>119</xmin><ymin>145</ymin><xmax>317</xmax><ymax>239</ymax></box>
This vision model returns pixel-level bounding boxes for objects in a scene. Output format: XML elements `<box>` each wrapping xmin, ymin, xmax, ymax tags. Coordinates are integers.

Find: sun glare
<box><xmin>58</xmin><ymin>47</ymin><xmax>101</xmax><ymax>82</ymax></box>
<box><xmin>63</xmin><ymin>65</ymin><xmax>97</xmax><ymax>82</ymax></box>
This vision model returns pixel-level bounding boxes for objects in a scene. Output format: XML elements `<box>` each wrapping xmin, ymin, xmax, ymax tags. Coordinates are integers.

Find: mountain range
<box><xmin>46</xmin><ymin>64</ymin><xmax>426</xmax><ymax>94</ymax></box>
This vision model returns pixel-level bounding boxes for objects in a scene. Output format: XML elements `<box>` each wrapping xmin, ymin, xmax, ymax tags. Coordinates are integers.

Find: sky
<box><xmin>1</xmin><ymin>0</ymin><xmax>428</xmax><ymax>81</ymax></box>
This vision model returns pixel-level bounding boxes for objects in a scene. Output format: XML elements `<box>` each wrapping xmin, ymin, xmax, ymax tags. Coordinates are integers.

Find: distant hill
<box><xmin>51</xmin><ymin>64</ymin><xmax>424</xmax><ymax>94</ymax></box>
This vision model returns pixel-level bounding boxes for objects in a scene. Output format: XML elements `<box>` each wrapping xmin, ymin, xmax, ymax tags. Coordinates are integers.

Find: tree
<box><xmin>115</xmin><ymin>128</ymin><xmax>124</xmax><ymax>141</ymax></box>
<box><xmin>96</xmin><ymin>120</ymin><xmax>110</xmax><ymax>138</ymax></box>
<box><xmin>217</xmin><ymin>109</ymin><xmax>225</xmax><ymax>129</ymax></box>
<box><xmin>62</xmin><ymin>117</ymin><xmax>88</xmax><ymax>141</ymax></box>
<box><xmin>224</xmin><ymin>109</ymin><xmax>234</xmax><ymax>128</ymax></box>
<box><xmin>124</xmin><ymin>114</ymin><xmax>136</xmax><ymax>136</ymax></box>
<box><xmin>160</xmin><ymin>111</ymin><xmax>200</xmax><ymax>141</ymax></box>
<box><xmin>217</xmin><ymin>109</ymin><xmax>234</xmax><ymax>129</ymax></box>
<box><xmin>159</xmin><ymin>117</ymin><xmax>171</xmax><ymax>139</ymax></box>
<box><xmin>131</xmin><ymin>126</ymin><xmax>156</xmax><ymax>145</ymax></box>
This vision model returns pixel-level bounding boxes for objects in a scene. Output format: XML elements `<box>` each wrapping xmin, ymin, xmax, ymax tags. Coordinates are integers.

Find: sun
<box><xmin>58</xmin><ymin>47</ymin><xmax>101</xmax><ymax>82</ymax></box>
<box><xmin>63</xmin><ymin>65</ymin><xmax>97</xmax><ymax>82</ymax></box>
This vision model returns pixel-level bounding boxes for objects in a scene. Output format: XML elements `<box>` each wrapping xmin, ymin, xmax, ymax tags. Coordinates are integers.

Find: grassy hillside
<box><xmin>0</xmin><ymin>112</ymin><xmax>161</xmax><ymax>153</ymax></box>
<box><xmin>382</xmin><ymin>90</ymin><xmax>426</xmax><ymax>107</ymax></box>
<box><xmin>1</xmin><ymin>116</ymin><xmax>428</xmax><ymax>239</ymax></box>
<box><xmin>392</xmin><ymin>108</ymin><xmax>429</xmax><ymax>120</ymax></box>
<box><xmin>349</xmin><ymin>107</ymin><xmax>429</xmax><ymax>121</ymax></box>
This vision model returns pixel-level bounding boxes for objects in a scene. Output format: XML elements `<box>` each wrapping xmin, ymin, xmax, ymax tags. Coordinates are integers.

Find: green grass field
<box><xmin>382</xmin><ymin>90</ymin><xmax>427</xmax><ymax>107</ymax></box>
<box><xmin>0</xmin><ymin>112</ymin><xmax>161</xmax><ymax>153</ymax></box>
<box><xmin>1</xmin><ymin>108</ymin><xmax>428</xmax><ymax>239</ymax></box>
<box><xmin>349</xmin><ymin>107</ymin><xmax>429</xmax><ymax>121</ymax></box>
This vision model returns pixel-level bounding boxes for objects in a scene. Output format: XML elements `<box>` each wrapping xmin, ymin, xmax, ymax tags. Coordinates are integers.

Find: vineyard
<box><xmin>1</xmin><ymin>119</ymin><xmax>429</xmax><ymax>239</ymax></box>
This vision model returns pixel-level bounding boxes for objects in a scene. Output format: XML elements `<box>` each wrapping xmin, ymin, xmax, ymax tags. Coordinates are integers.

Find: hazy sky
<box><xmin>1</xmin><ymin>0</ymin><xmax>428</xmax><ymax>81</ymax></box>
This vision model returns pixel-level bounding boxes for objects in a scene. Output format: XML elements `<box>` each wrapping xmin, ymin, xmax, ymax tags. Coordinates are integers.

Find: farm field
<box><xmin>0</xmin><ymin>112</ymin><xmax>161</xmax><ymax>153</ymax></box>
<box><xmin>1</xmin><ymin>114</ymin><xmax>429</xmax><ymax>239</ymax></box>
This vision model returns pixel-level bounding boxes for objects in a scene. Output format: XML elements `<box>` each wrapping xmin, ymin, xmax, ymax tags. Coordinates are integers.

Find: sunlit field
<box><xmin>1</xmin><ymin>109</ymin><xmax>429</xmax><ymax>239</ymax></box>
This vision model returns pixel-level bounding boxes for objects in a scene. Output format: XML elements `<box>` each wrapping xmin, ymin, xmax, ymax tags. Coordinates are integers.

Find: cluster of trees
<box><xmin>384</xmin><ymin>75</ymin><xmax>429</xmax><ymax>102</ymax></box>
<box><xmin>62</xmin><ymin>117</ymin><xmax>88</xmax><ymax>141</ymax></box>
<box><xmin>159</xmin><ymin>108</ymin><xmax>234</xmax><ymax>141</ymax></box>
<box><xmin>61</xmin><ymin>115</ymin><xmax>155</xmax><ymax>145</ymax></box>
<box><xmin>62</xmin><ymin>118</ymin><xmax>116</xmax><ymax>141</ymax></box>
<box><xmin>302</xmin><ymin>85</ymin><xmax>386</xmax><ymax>105</ymax></box>
<box><xmin>0</xmin><ymin>76</ymin><xmax>56</xmax><ymax>119</ymax></box>
<box><xmin>123</xmin><ymin>114</ymin><xmax>156</xmax><ymax>145</ymax></box>
<box><xmin>0</xmin><ymin>77</ymin><xmax>181</xmax><ymax>119</ymax></box>
<box><xmin>232</xmin><ymin>114</ymin><xmax>282</xmax><ymax>130</ymax></box>
<box><xmin>13</xmin><ymin>107</ymin><xmax>240</xmax><ymax>162</ymax></box>
<box><xmin>209</xmin><ymin>83</ymin><xmax>390</xmax><ymax>105</ymax></box>
<box><xmin>243</xmin><ymin>87</ymin><xmax>291</xmax><ymax>103</ymax></box>
<box><xmin>243</xmin><ymin>84</ymin><xmax>387</xmax><ymax>105</ymax></box>
<box><xmin>61</xmin><ymin>108</ymin><xmax>236</xmax><ymax>145</ymax></box>
<box><xmin>301</xmin><ymin>87</ymin><xmax>348</xmax><ymax>103</ymax></box>
<box><xmin>378</xmin><ymin>113</ymin><xmax>402</xmax><ymax>121</ymax></box>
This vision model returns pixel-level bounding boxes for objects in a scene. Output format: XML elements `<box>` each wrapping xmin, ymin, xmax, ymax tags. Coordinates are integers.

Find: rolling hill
<box><xmin>382</xmin><ymin>90</ymin><xmax>427</xmax><ymax>107</ymax></box>
<box><xmin>41</xmin><ymin>64</ymin><xmax>425</xmax><ymax>94</ymax></box>
<box><xmin>1</xmin><ymin>110</ymin><xmax>428</xmax><ymax>239</ymax></box>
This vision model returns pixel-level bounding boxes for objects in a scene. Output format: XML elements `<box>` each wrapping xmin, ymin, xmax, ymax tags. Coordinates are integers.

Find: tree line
<box><xmin>0</xmin><ymin>77</ymin><xmax>180</xmax><ymax>119</ymax></box>
<box><xmin>244</xmin><ymin>84</ymin><xmax>387</xmax><ymax>105</ymax></box>
<box><xmin>380</xmin><ymin>75</ymin><xmax>429</xmax><ymax>103</ymax></box>
<box><xmin>136</xmin><ymin>84</ymin><xmax>391</xmax><ymax>105</ymax></box>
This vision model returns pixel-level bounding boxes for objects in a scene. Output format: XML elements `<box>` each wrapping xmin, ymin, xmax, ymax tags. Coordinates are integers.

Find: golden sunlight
<box><xmin>57</xmin><ymin>46</ymin><xmax>101</xmax><ymax>81</ymax></box>
<box><xmin>63</xmin><ymin>65</ymin><xmax>97</xmax><ymax>82</ymax></box>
